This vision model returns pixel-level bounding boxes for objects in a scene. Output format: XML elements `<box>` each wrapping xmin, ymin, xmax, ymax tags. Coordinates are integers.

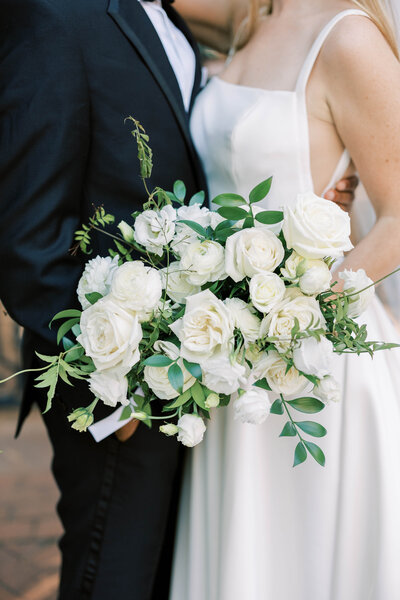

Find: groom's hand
<box><xmin>115</xmin><ymin>419</ymin><xmax>140</xmax><ymax>442</ymax></box>
<box><xmin>324</xmin><ymin>175</ymin><xmax>359</xmax><ymax>212</ymax></box>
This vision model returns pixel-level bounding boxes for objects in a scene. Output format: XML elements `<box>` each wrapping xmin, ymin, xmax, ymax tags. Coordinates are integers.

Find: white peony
<box><xmin>89</xmin><ymin>367</ymin><xmax>129</xmax><ymax>407</ymax></box>
<box><xmin>77</xmin><ymin>255</ymin><xmax>119</xmax><ymax>310</ymax></box>
<box><xmin>170</xmin><ymin>289</ymin><xmax>234</xmax><ymax>363</ymax></box>
<box><xmin>143</xmin><ymin>341</ymin><xmax>195</xmax><ymax>400</ymax></box>
<box><xmin>110</xmin><ymin>261</ymin><xmax>162</xmax><ymax>320</ymax></box>
<box><xmin>280</xmin><ymin>251</ymin><xmax>305</xmax><ymax>283</ymax></box>
<box><xmin>283</xmin><ymin>192</ymin><xmax>353</xmax><ymax>259</ymax></box>
<box><xmin>134</xmin><ymin>205</ymin><xmax>176</xmax><ymax>256</ymax></box>
<box><xmin>260</xmin><ymin>292</ymin><xmax>326</xmax><ymax>352</ymax></box>
<box><xmin>172</xmin><ymin>204</ymin><xmax>211</xmax><ymax>256</ymax></box>
<box><xmin>77</xmin><ymin>297</ymin><xmax>142</xmax><ymax>372</ymax></box>
<box><xmin>202</xmin><ymin>353</ymin><xmax>247</xmax><ymax>395</ymax></box>
<box><xmin>180</xmin><ymin>240</ymin><xmax>226</xmax><ymax>286</ymax></box>
<box><xmin>177</xmin><ymin>414</ymin><xmax>206</xmax><ymax>447</ymax></box>
<box><xmin>293</xmin><ymin>336</ymin><xmax>334</xmax><ymax>378</ymax></box>
<box><xmin>254</xmin><ymin>350</ymin><xmax>309</xmax><ymax>396</ymax></box>
<box><xmin>339</xmin><ymin>268</ymin><xmax>375</xmax><ymax>318</ymax></box>
<box><xmin>299</xmin><ymin>260</ymin><xmax>332</xmax><ymax>296</ymax></box>
<box><xmin>249</xmin><ymin>272</ymin><xmax>286</xmax><ymax>314</ymax></box>
<box><xmin>314</xmin><ymin>375</ymin><xmax>341</xmax><ymax>403</ymax></box>
<box><xmin>160</xmin><ymin>261</ymin><xmax>200</xmax><ymax>305</ymax></box>
<box><xmin>225</xmin><ymin>227</ymin><xmax>285</xmax><ymax>282</ymax></box>
<box><xmin>224</xmin><ymin>298</ymin><xmax>261</xmax><ymax>344</ymax></box>
<box><xmin>233</xmin><ymin>387</ymin><xmax>272</xmax><ymax>425</ymax></box>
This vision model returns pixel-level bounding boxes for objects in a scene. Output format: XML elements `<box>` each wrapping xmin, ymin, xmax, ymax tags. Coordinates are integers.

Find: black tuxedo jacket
<box><xmin>0</xmin><ymin>0</ymin><xmax>207</xmax><ymax>434</ymax></box>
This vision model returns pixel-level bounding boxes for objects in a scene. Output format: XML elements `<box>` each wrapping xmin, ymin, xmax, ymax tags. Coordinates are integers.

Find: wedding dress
<box><xmin>170</xmin><ymin>10</ymin><xmax>400</xmax><ymax>600</ymax></box>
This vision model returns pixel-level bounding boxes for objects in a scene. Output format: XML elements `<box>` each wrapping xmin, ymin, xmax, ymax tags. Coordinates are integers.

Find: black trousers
<box><xmin>36</xmin><ymin>387</ymin><xmax>182</xmax><ymax>600</ymax></box>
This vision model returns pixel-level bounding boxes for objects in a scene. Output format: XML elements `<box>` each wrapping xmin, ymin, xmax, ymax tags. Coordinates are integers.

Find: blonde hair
<box><xmin>241</xmin><ymin>0</ymin><xmax>399</xmax><ymax>59</ymax></box>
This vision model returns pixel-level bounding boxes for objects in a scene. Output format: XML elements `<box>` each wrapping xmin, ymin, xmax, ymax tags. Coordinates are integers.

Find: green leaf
<box><xmin>85</xmin><ymin>292</ymin><xmax>103</xmax><ymax>305</ymax></box>
<box><xmin>164</xmin><ymin>387</ymin><xmax>192</xmax><ymax>410</ymax></box>
<box><xmin>304</xmin><ymin>441</ymin><xmax>326</xmax><ymax>466</ymax></box>
<box><xmin>270</xmin><ymin>397</ymin><xmax>284</xmax><ymax>415</ymax></box>
<box><xmin>191</xmin><ymin>381</ymin><xmax>207</xmax><ymax>409</ymax></box>
<box><xmin>254</xmin><ymin>210</ymin><xmax>284</xmax><ymax>225</ymax></box>
<box><xmin>212</xmin><ymin>193</ymin><xmax>246</xmax><ymax>207</ymax></box>
<box><xmin>62</xmin><ymin>337</ymin><xmax>75</xmax><ymax>351</ymax></box>
<box><xmin>119</xmin><ymin>405</ymin><xmax>133</xmax><ymax>421</ymax></box>
<box><xmin>189</xmin><ymin>190</ymin><xmax>205</xmax><ymax>206</ymax></box>
<box><xmin>287</xmin><ymin>397</ymin><xmax>325</xmax><ymax>414</ymax></box>
<box><xmin>296</xmin><ymin>421</ymin><xmax>327</xmax><ymax>438</ymax></box>
<box><xmin>178</xmin><ymin>220</ymin><xmax>207</xmax><ymax>238</ymax></box>
<box><xmin>50</xmin><ymin>309</ymin><xmax>81</xmax><ymax>327</ymax></box>
<box><xmin>174</xmin><ymin>180</ymin><xmax>186</xmax><ymax>201</ymax></box>
<box><xmin>35</xmin><ymin>352</ymin><xmax>58</xmax><ymax>364</ymax></box>
<box><xmin>242</xmin><ymin>216</ymin><xmax>254</xmax><ymax>229</ymax></box>
<box><xmin>182</xmin><ymin>359</ymin><xmax>202</xmax><ymax>380</ymax></box>
<box><xmin>280</xmin><ymin>421</ymin><xmax>297</xmax><ymax>437</ymax></box>
<box><xmin>253</xmin><ymin>378</ymin><xmax>271</xmax><ymax>391</ymax></box>
<box><xmin>71</xmin><ymin>324</ymin><xmax>81</xmax><ymax>337</ymax></box>
<box><xmin>142</xmin><ymin>355</ymin><xmax>174</xmax><ymax>367</ymax></box>
<box><xmin>249</xmin><ymin>177</ymin><xmax>272</xmax><ymax>204</ymax></box>
<box><xmin>56</xmin><ymin>318</ymin><xmax>80</xmax><ymax>345</ymax></box>
<box><xmin>217</xmin><ymin>206</ymin><xmax>249</xmax><ymax>220</ymax></box>
<box><xmin>168</xmin><ymin>362</ymin><xmax>184</xmax><ymax>393</ymax></box>
<box><xmin>64</xmin><ymin>345</ymin><xmax>85</xmax><ymax>364</ymax></box>
<box><xmin>293</xmin><ymin>442</ymin><xmax>307</xmax><ymax>467</ymax></box>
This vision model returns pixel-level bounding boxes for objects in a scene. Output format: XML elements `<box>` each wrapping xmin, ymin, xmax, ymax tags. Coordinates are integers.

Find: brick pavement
<box><xmin>0</xmin><ymin>406</ymin><xmax>61</xmax><ymax>600</ymax></box>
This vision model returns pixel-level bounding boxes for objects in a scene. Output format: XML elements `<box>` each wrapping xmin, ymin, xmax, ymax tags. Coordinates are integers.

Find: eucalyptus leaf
<box><xmin>212</xmin><ymin>193</ymin><xmax>246</xmax><ymax>207</ymax></box>
<box><xmin>304</xmin><ymin>441</ymin><xmax>326</xmax><ymax>466</ymax></box>
<box><xmin>143</xmin><ymin>355</ymin><xmax>174</xmax><ymax>367</ymax></box>
<box><xmin>254</xmin><ymin>210</ymin><xmax>284</xmax><ymax>225</ymax></box>
<box><xmin>287</xmin><ymin>397</ymin><xmax>325</xmax><ymax>414</ymax></box>
<box><xmin>249</xmin><ymin>177</ymin><xmax>272</xmax><ymax>204</ymax></box>
<box><xmin>293</xmin><ymin>442</ymin><xmax>307</xmax><ymax>467</ymax></box>
<box><xmin>173</xmin><ymin>180</ymin><xmax>186</xmax><ymax>201</ymax></box>
<box><xmin>189</xmin><ymin>190</ymin><xmax>205</xmax><ymax>206</ymax></box>
<box><xmin>182</xmin><ymin>359</ymin><xmax>202</xmax><ymax>380</ymax></box>
<box><xmin>296</xmin><ymin>421</ymin><xmax>327</xmax><ymax>438</ymax></box>
<box><xmin>168</xmin><ymin>362</ymin><xmax>184</xmax><ymax>393</ymax></box>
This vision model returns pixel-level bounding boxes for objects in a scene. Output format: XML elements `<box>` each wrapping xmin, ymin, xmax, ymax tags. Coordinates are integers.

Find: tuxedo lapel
<box><xmin>107</xmin><ymin>0</ymin><xmax>189</xmax><ymax>143</ymax></box>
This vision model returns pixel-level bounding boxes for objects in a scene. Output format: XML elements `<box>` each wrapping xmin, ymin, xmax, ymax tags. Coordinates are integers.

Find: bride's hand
<box><xmin>324</xmin><ymin>175</ymin><xmax>359</xmax><ymax>213</ymax></box>
<box><xmin>115</xmin><ymin>419</ymin><xmax>140</xmax><ymax>442</ymax></box>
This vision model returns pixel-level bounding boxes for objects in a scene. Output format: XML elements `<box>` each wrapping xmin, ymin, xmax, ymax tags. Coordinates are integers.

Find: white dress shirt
<box><xmin>89</xmin><ymin>0</ymin><xmax>196</xmax><ymax>442</ymax></box>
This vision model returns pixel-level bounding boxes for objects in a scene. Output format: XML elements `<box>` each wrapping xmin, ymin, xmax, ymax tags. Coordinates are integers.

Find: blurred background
<box><xmin>0</xmin><ymin>305</ymin><xmax>61</xmax><ymax>600</ymax></box>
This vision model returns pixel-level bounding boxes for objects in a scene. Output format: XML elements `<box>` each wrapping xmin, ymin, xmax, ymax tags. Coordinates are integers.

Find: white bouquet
<box><xmin>17</xmin><ymin>120</ymin><xmax>398</xmax><ymax>467</ymax></box>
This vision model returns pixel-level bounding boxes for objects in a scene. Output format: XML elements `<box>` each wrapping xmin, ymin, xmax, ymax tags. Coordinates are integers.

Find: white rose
<box><xmin>280</xmin><ymin>251</ymin><xmax>305</xmax><ymax>283</ymax></box>
<box><xmin>77</xmin><ymin>255</ymin><xmax>119</xmax><ymax>310</ymax></box>
<box><xmin>202</xmin><ymin>353</ymin><xmax>247</xmax><ymax>394</ymax></box>
<box><xmin>180</xmin><ymin>240</ymin><xmax>226</xmax><ymax>286</ymax></box>
<box><xmin>233</xmin><ymin>387</ymin><xmax>272</xmax><ymax>425</ymax></box>
<box><xmin>89</xmin><ymin>367</ymin><xmax>129</xmax><ymax>407</ymax></box>
<box><xmin>144</xmin><ymin>361</ymin><xmax>195</xmax><ymax>401</ymax></box>
<box><xmin>77</xmin><ymin>297</ymin><xmax>142</xmax><ymax>372</ymax></box>
<box><xmin>299</xmin><ymin>260</ymin><xmax>332</xmax><ymax>295</ymax></box>
<box><xmin>283</xmin><ymin>192</ymin><xmax>353</xmax><ymax>259</ymax></box>
<box><xmin>254</xmin><ymin>350</ymin><xmax>309</xmax><ymax>396</ymax></box>
<box><xmin>225</xmin><ymin>227</ymin><xmax>285</xmax><ymax>282</ymax></box>
<box><xmin>160</xmin><ymin>261</ymin><xmax>201</xmax><ymax>304</ymax></box>
<box><xmin>314</xmin><ymin>375</ymin><xmax>341</xmax><ymax>403</ymax></box>
<box><xmin>339</xmin><ymin>268</ymin><xmax>375</xmax><ymax>318</ymax></box>
<box><xmin>110</xmin><ymin>261</ymin><xmax>162</xmax><ymax>320</ymax></box>
<box><xmin>134</xmin><ymin>205</ymin><xmax>176</xmax><ymax>256</ymax></box>
<box><xmin>177</xmin><ymin>414</ymin><xmax>206</xmax><ymax>447</ymax></box>
<box><xmin>170</xmin><ymin>289</ymin><xmax>234</xmax><ymax>363</ymax></box>
<box><xmin>249</xmin><ymin>272</ymin><xmax>286</xmax><ymax>314</ymax></box>
<box><xmin>292</xmin><ymin>336</ymin><xmax>334</xmax><ymax>378</ymax></box>
<box><xmin>171</xmin><ymin>205</ymin><xmax>211</xmax><ymax>257</ymax></box>
<box><xmin>260</xmin><ymin>292</ymin><xmax>326</xmax><ymax>352</ymax></box>
<box><xmin>224</xmin><ymin>298</ymin><xmax>261</xmax><ymax>344</ymax></box>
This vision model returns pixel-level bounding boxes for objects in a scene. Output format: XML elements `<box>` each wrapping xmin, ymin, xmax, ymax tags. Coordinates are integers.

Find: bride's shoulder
<box><xmin>320</xmin><ymin>14</ymin><xmax>399</xmax><ymax>79</ymax></box>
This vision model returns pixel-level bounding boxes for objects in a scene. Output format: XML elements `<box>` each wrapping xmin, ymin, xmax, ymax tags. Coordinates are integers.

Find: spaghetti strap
<box><xmin>295</xmin><ymin>9</ymin><xmax>370</xmax><ymax>94</ymax></box>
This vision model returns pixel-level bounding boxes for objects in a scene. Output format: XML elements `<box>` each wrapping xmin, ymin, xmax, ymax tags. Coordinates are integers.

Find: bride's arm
<box><xmin>173</xmin><ymin>0</ymin><xmax>249</xmax><ymax>52</ymax></box>
<box><xmin>321</xmin><ymin>16</ymin><xmax>400</xmax><ymax>286</ymax></box>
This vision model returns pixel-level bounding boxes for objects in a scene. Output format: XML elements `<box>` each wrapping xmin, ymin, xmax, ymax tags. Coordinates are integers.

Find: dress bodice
<box><xmin>190</xmin><ymin>9</ymin><xmax>368</xmax><ymax>210</ymax></box>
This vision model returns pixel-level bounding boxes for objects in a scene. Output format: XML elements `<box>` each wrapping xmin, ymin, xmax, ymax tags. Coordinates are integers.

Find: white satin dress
<box><xmin>170</xmin><ymin>11</ymin><xmax>400</xmax><ymax>600</ymax></box>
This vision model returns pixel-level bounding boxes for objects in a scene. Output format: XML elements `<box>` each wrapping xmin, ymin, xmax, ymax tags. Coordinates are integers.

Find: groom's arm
<box><xmin>0</xmin><ymin>0</ymin><xmax>90</xmax><ymax>348</ymax></box>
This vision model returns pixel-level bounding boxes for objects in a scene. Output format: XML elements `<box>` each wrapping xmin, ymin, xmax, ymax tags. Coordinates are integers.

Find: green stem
<box><xmin>0</xmin><ymin>364</ymin><xmax>51</xmax><ymax>384</ymax></box>
<box><xmin>281</xmin><ymin>394</ymin><xmax>306</xmax><ymax>447</ymax></box>
<box><xmin>334</xmin><ymin>266</ymin><xmax>400</xmax><ymax>300</ymax></box>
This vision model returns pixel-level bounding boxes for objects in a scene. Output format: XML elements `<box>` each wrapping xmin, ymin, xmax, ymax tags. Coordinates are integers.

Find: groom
<box><xmin>0</xmin><ymin>0</ymin><xmax>357</xmax><ymax>598</ymax></box>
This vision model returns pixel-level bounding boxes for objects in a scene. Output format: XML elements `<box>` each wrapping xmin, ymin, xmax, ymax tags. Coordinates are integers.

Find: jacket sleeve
<box><xmin>0</xmin><ymin>0</ymin><xmax>90</xmax><ymax>347</ymax></box>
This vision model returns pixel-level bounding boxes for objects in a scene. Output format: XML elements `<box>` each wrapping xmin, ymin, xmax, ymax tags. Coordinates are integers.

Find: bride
<box><xmin>169</xmin><ymin>1</ymin><xmax>400</xmax><ymax>599</ymax></box>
